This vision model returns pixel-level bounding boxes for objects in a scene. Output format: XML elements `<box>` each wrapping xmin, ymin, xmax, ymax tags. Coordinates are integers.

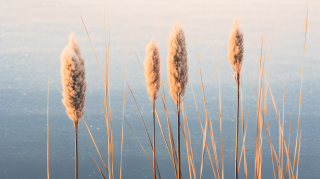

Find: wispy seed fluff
<box><xmin>228</xmin><ymin>18</ymin><xmax>244</xmax><ymax>81</ymax></box>
<box><xmin>167</xmin><ymin>22</ymin><xmax>188</xmax><ymax>102</ymax></box>
<box><xmin>60</xmin><ymin>32</ymin><xmax>87</xmax><ymax>122</ymax></box>
<box><xmin>144</xmin><ymin>37</ymin><xmax>161</xmax><ymax>101</ymax></box>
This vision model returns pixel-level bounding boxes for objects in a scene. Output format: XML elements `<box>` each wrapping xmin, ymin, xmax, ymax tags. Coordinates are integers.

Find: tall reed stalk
<box><xmin>60</xmin><ymin>32</ymin><xmax>87</xmax><ymax>179</ymax></box>
<box><xmin>47</xmin><ymin>60</ymin><xmax>52</xmax><ymax>179</ymax></box>
<box><xmin>227</xmin><ymin>18</ymin><xmax>244</xmax><ymax>179</ymax></box>
<box><xmin>144</xmin><ymin>38</ymin><xmax>161</xmax><ymax>179</ymax></box>
<box><xmin>167</xmin><ymin>22</ymin><xmax>188</xmax><ymax>179</ymax></box>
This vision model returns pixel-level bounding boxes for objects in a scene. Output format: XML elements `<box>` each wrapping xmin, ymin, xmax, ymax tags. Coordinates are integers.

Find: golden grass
<box><xmin>92</xmin><ymin>156</ymin><xmax>106</xmax><ymax>179</ymax></box>
<box><xmin>217</xmin><ymin>50</ymin><xmax>225</xmax><ymax>179</ymax></box>
<box><xmin>189</xmin><ymin>81</ymin><xmax>217</xmax><ymax>179</ymax></box>
<box><xmin>83</xmin><ymin>118</ymin><xmax>108</xmax><ymax>173</ymax></box>
<box><xmin>195</xmin><ymin>34</ymin><xmax>211</xmax><ymax>179</ymax></box>
<box><xmin>46</xmin><ymin>7</ymin><xmax>309</xmax><ymax>179</ymax></box>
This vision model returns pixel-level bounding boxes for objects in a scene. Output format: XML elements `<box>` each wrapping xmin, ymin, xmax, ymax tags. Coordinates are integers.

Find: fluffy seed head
<box><xmin>144</xmin><ymin>37</ymin><xmax>161</xmax><ymax>101</ymax></box>
<box><xmin>167</xmin><ymin>22</ymin><xmax>188</xmax><ymax>102</ymax></box>
<box><xmin>60</xmin><ymin>31</ymin><xmax>87</xmax><ymax>122</ymax></box>
<box><xmin>228</xmin><ymin>18</ymin><xmax>244</xmax><ymax>78</ymax></box>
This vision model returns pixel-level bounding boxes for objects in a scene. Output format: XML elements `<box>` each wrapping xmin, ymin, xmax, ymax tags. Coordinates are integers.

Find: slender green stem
<box><xmin>75</xmin><ymin>121</ymin><xmax>78</xmax><ymax>179</ymax></box>
<box><xmin>153</xmin><ymin>99</ymin><xmax>156</xmax><ymax>179</ymax></box>
<box><xmin>235</xmin><ymin>73</ymin><xmax>240</xmax><ymax>179</ymax></box>
<box><xmin>177</xmin><ymin>95</ymin><xmax>181</xmax><ymax>179</ymax></box>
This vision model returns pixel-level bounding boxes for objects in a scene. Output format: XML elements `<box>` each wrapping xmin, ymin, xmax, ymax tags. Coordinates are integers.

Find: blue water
<box><xmin>0</xmin><ymin>0</ymin><xmax>319</xmax><ymax>178</ymax></box>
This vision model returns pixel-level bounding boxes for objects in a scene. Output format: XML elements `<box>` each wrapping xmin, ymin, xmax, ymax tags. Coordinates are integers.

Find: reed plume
<box><xmin>228</xmin><ymin>18</ymin><xmax>244</xmax><ymax>81</ymax></box>
<box><xmin>145</xmin><ymin>37</ymin><xmax>161</xmax><ymax>101</ymax></box>
<box><xmin>60</xmin><ymin>31</ymin><xmax>87</xmax><ymax>179</ymax></box>
<box><xmin>227</xmin><ymin>18</ymin><xmax>243</xmax><ymax>179</ymax></box>
<box><xmin>144</xmin><ymin>37</ymin><xmax>161</xmax><ymax>179</ymax></box>
<box><xmin>167</xmin><ymin>22</ymin><xmax>188</xmax><ymax>179</ymax></box>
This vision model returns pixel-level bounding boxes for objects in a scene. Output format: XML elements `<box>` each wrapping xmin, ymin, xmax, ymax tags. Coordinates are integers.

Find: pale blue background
<box><xmin>0</xmin><ymin>0</ymin><xmax>319</xmax><ymax>178</ymax></box>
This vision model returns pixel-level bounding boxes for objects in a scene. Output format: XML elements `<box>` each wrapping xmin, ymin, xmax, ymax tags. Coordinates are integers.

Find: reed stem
<box><xmin>153</xmin><ymin>99</ymin><xmax>156</xmax><ymax>179</ymax></box>
<box><xmin>177</xmin><ymin>94</ymin><xmax>181</xmax><ymax>179</ymax></box>
<box><xmin>235</xmin><ymin>73</ymin><xmax>240</xmax><ymax>179</ymax></box>
<box><xmin>75</xmin><ymin>121</ymin><xmax>78</xmax><ymax>179</ymax></box>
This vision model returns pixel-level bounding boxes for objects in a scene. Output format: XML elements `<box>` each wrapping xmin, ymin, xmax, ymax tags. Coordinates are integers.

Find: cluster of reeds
<box><xmin>46</xmin><ymin>5</ymin><xmax>308</xmax><ymax>179</ymax></box>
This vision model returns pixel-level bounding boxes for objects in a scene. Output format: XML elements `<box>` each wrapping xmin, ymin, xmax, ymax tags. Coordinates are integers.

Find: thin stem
<box><xmin>153</xmin><ymin>99</ymin><xmax>156</xmax><ymax>179</ymax></box>
<box><xmin>235</xmin><ymin>73</ymin><xmax>240</xmax><ymax>179</ymax></box>
<box><xmin>177</xmin><ymin>95</ymin><xmax>181</xmax><ymax>179</ymax></box>
<box><xmin>75</xmin><ymin>121</ymin><xmax>78</xmax><ymax>179</ymax></box>
<box><xmin>47</xmin><ymin>59</ymin><xmax>52</xmax><ymax>179</ymax></box>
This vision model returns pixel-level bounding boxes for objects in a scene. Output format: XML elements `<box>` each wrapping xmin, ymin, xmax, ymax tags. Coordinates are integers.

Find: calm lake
<box><xmin>0</xmin><ymin>0</ymin><xmax>319</xmax><ymax>178</ymax></box>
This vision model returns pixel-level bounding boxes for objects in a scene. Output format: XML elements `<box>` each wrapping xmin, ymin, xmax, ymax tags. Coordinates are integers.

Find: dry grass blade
<box><xmin>83</xmin><ymin>118</ymin><xmax>109</xmax><ymax>173</ymax></box>
<box><xmin>126</xmin><ymin>82</ymin><xmax>162</xmax><ymax>179</ymax></box>
<box><xmin>140</xmin><ymin>30</ymin><xmax>146</xmax><ymax>48</ymax></box>
<box><xmin>155</xmin><ymin>107</ymin><xmax>172</xmax><ymax>158</ymax></box>
<box><xmin>181</xmin><ymin>104</ymin><xmax>199</xmax><ymax>179</ymax></box>
<box><xmin>285</xmin><ymin>116</ymin><xmax>292</xmax><ymax>179</ymax></box>
<box><xmin>216</xmin><ymin>50</ymin><xmax>225</xmax><ymax>179</ymax></box>
<box><xmin>237</xmin><ymin>109</ymin><xmax>249</xmax><ymax>176</ymax></box>
<box><xmin>195</xmin><ymin>35</ymin><xmax>210</xmax><ymax>179</ymax></box>
<box><xmin>184</xmin><ymin>106</ymin><xmax>197</xmax><ymax>179</ymax></box>
<box><xmin>190</xmin><ymin>81</ymin><xmax>217</xmax><ymax>179</ymax></box>
<box><xmin>266</xmin><ymin>77</ymin><xmax>298</xmax><ymax>179</ymax></box>
<box><xmin>120</xmin><ymin>40</ymin><xmax>130</xmax><ymax>179</ymax></box>
<box><xmin>119</xmin><ymin>96</ymin><xmax>125</xmax><ymax>179</ymax></box>
<box><xmin>80</xmin><ymin>15</ymin><xmax>106</xmax><ymax>88</ymax></box>
<box><xmin>257</xmin><ymin>43</ymin><xmax>268</xmax><ymax>179</ymax></box>
<box><xmin>181</xmin><ymin>104</ymin><xmax>193</xmax><ymax>179</ymax></box>
<box><xmin>254</xmin><ymin>36</ymin><xmax>264</xmax><ymax>179</ymax></box>
<box><xmin>208</xmin><ymin>119</ymin><xmax>220</xmax><ymax>179</ymax></box>
<box><xmin>295</xmin><ymin>131</ymin><xmax>301</xmax><ymax>179</ymax></box>
<box><xmin>124</xmin><ymin>116</ymin><xmax>153</xmax><ymax>167</ymax></box>
<box><xmin>267</xmin><ymin>81</ymin><xmax>295</xmax><ymax>178</ymax></box>
<box><xmin>47</xmin><ymin>59</ymin><xmax>52</xmax><ymax>179</ymax></box>
<box><xmin>281</xmin><ymin>83</ymin><xmax>286</xmax><ymax>178</ymax></box>
<box><xmin>293</xmin><ymin>5</ymin><xmax>308</xmax><ymax>178</ymax></box>
<box><xmin>126</xmin><ymin>82</ymin><xmax>153</xmax><ymax>149</ymax></box>
<box><xmin>108</xmin><ymin>71</ymin><xmax>115</xmax><ymax>179</ymax></box>
<box><xmin>50</xmin><ymin>79</ymin><xmax>62</xmax><ymax>95</ymax></box>
<box><xmin>126</xmin><ymin>60</ymin><xmax>163</xmax><ymax>178</ymax></box>
<box><xmin>103</xmin><ymin>9</ymin><xmax>112</xmax><ymax>179</ymax></box>
<box><xmin>92</xmin><ymin>157</ymin><xmax>106</xmax><ymax>179</ymax></box>
<box><xmin>82</xmin><ymin>13</ymin><xmax>113</xmax><ymax>177</ymax></box>
<box><xmin>127</xmin><ymin>81</ymin><xmax>162</xmax><ymax>179</ymax></box>
<box><xmin>189</xmin><ymin>81</ymin><xmax>201</xmax><ymax>128</ymax></box>
<box><xmin>199</xmin><ymin>118</ymin><xmax>208</xmax><ymax>179</ymax></box>
<box><xmin>133</xmin><ymin>48</ymin><xmax>145</xmax><ymax>76</ymax></box>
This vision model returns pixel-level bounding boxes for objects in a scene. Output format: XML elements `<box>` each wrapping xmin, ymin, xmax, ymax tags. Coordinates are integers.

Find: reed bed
<box><xmin>46</xmin><ymin>5</ymin><xmax>309</xmax><ymax>179</ymax></box>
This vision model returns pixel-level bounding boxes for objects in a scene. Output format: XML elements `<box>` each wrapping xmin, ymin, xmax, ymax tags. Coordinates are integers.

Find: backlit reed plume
<box><xmin>167</xmin><ymin>22</ymin><xmax>188</xmax><ymax>179</ymax></box>
<box><xmin>144</xmin><ymin>37</ymin><xmax>161</xmax><ymax>179</ymax></box>
<box><xmin>227</xmin><ymin>18</ymin><xmax>244</xmax><ymax>179</ymax></box>
<box><xmin>60</xmin><ymin>31</ymin><xmax>87</xmax><ymax>179</ymax></box>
